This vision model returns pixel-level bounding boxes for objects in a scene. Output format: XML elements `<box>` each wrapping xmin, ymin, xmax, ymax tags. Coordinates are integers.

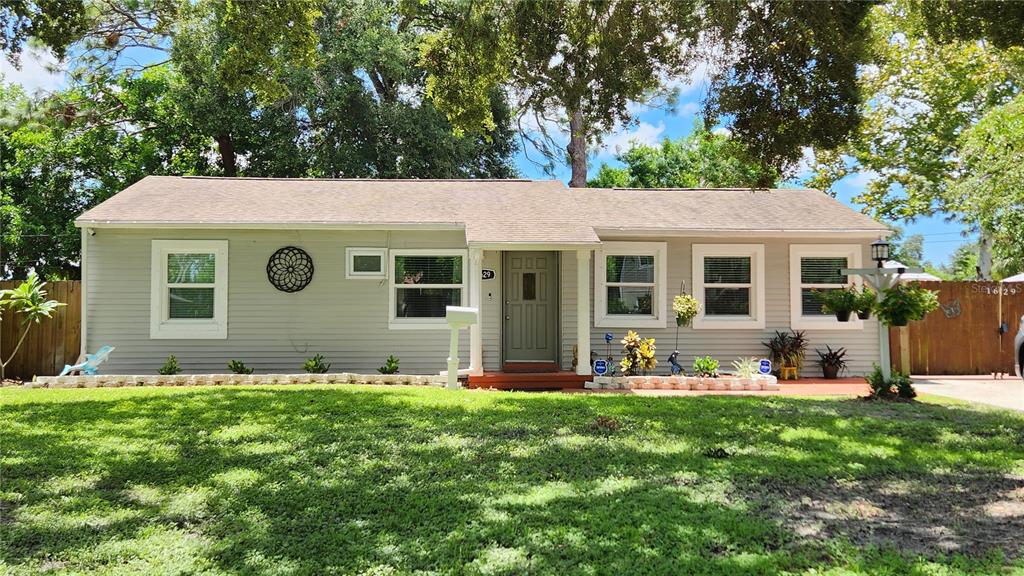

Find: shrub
<box><xmin>876</xmin><ymin>282</ymin><xmax>940</xmax><ymax>326</ymax></box>
<box><xmin>227</xmin><ymin>360</ymin><xmax>254</xmax><ymax>374</ymax></box>
<box><xmin>865</xmin><ymin>365</ymin><xmax>916</xmax><ymax>399</ymax></box>
<box><xmin>378</xmin><ymin>355</ymin><xmax>400</xmax><ymax>374</ymax></box>
<box><xmin>731</xmin><ymin>357</ymin><xmax>758</xmax><ymax>379</ymax></box>
<box><xmin>618</xmin><ymin>330</ymin><xmax>657</xmax><ymax>376</ymax></box>
<box><xmin>693</xmin><ymin>355</ymin><xmax>720</xmax><ymax>378</ymax></box>
<box><xmin>158</xmin><ymin>354</ymin><xmax>181</xmax><ymax>375</ymax></box>
<box><xmin>303</xmin><ymin>354</ymin><xmax>331</xmax><ymax>374</ymax></box>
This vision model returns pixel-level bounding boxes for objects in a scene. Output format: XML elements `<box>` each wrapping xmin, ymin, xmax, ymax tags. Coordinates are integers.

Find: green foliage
<box><xmin>588</xmin><ymin>125</ymin><xmax>778</xmax><ymax>189</ymax></box>
<box><xmin>227</xmin><ymin>360</ymin><xmax>254</xmax><ymax>375</ymax></box>
<box><xmin>950</xmin><ymin>94</ymin><xmax>1024</xmax><ymax>277</ymax></box>
<box><xmin>303</xmin><ymin>354</ymin><xmax>331</xmax><ymax>374</ymax></box>
<box><xmin>671</xmin><ymin>293</ymin><xmax>700</xmax><ymax>328</ymax></box>
<box><xmin>816</xmin><ymin>287</ymin><xmax>858</xmax><ymax>315</ymax></box>
<box><xmin>702</xmin><ymin>2</ymin><xmax>874</xmax><ymax>184</ymax></box>
<box><xmin>0</xmin><ymin>0</ymin><xmax>87</xmax><ymax>60</ymax></box>
<box><xmin>730</xmin><ymin>357</ymin><xmax>758</xmax><ymax>379</ymax></box>
<box><xmin>866</xmin><ymin>365</ymin><xmax>917</xmax><ymax>400</ymax></box>
<box><xmin>377</xmin><ymin>355</ymin><xmax>400</xmax><ymax>375</ymax></box>
<box><xmin>413</xmin><ymin>0</ymin><xmax>700</xmax><ymax>186</ymax></box>
<box><xmin>0</xmin><ymin>273</ymin><xmax>66</xmax><ymax>379</ymax></box>
<box><xmin>876</xmin><ymin>282</ymin><xmax>941</xmax><ymax>327</ymax></box>
<box><xmin>158</xmin><ymin>354</ymin><xmax>181</xmax><ymax>376</ymax></box>
<box><xmin>809</xmin><ymin>5</ymin><xmax>1024</xmax><ymax>274</ymax></box>
<box><xmin>762</xmin><ymin>330</ymin><xmax>808</xmax><ymax>371</ymax></box>
<box><xmin>854</xmin><ymin>287</ymin><xmax>876</xmax><ymax>316</ymax></box>
<box><xmin>692</xmin><ymin>355</ymin><xmax>720</xmax><ymax>378</ymax></box>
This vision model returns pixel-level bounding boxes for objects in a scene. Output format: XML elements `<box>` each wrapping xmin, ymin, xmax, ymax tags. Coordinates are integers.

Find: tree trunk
<box><xmin>977</xmin><ymin>229</ymin><xmax>993</xmax><ymax>280</ymax></box>
<box><xmin>567</xmin><ymin>109</ymin><xmax>588</xmax><ymax>188</ymax></box>
<box><xmin>216</xmin><ymin>133</ymin><xmax>238</xmax><ymax>177</ymax></box>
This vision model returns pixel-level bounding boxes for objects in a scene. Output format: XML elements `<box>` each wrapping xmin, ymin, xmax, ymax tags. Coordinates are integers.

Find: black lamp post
<box><xmin>871</xmin><ymin>238</ymin><xmax>890</xmax><ymax>268</ymax></box>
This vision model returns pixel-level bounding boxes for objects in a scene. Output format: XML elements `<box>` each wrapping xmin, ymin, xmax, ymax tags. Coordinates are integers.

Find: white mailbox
<box><xmin>444</xmin><ymin>306</ymin><xmax>479</xmax><ymax>389</ymax></box>
<box><xmin>445</xmin><ymin>306</ymin><xmax>479</xmax><ymax>329</ymax></box>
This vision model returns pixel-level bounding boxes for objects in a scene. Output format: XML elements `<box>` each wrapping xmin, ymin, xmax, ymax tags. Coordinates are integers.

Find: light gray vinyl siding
<box><xmin>86</xmin><ymin>228</ymin><xmax>473</xmax><ymax>375</ymax></box>
<box><xmin>481</xmin><ymin>250</ymin><xmax>501</xmax><ymax>371</ymax></box>
<box><xmin>560</xmin><ymin>238</ymin><xmax>880</xmax><ymax>376</ymax></box>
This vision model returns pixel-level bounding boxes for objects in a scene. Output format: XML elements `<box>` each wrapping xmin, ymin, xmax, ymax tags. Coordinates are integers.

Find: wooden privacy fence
<box><xmin>890</xmin><ymin>281</ymin><xmax>1024</xmax><ymax>375</ymax></box>
<box><xmin>0</xmin><ymin>280</ymin><xmax>81</xmax><ymax>380</ymax></box>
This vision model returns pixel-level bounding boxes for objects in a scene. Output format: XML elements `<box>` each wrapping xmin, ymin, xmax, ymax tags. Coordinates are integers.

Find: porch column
<box><xmin>576</xmin><ymin>248</ymin><xmax>591</xmax><ymax>376</ymax></box>
<box><xmin>469</xmin><ymin>247</ymin><xmax>484</xmax><ymax>376</ymax></box>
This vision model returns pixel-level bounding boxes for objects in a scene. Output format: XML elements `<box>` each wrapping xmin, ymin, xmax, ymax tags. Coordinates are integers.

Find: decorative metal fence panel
<box><xmin>0</xmin><ymin>280</ymin><xmax>81</xmax><ymax>380</ymax></box>
<box><xmin>890</xmin><ymin>281</ymin><xmax>1024</xmax><ymax>375</ymax></box>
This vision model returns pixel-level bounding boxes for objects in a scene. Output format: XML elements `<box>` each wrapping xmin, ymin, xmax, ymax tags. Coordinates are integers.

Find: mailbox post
<box><xmin>445</xmin><ymin>306</ymin><xmax>479</xmax><ymax>390</ymax></box>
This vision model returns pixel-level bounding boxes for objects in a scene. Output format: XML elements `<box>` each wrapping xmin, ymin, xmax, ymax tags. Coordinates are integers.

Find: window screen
<box><xmin>704</xmin><ymin>256</ymin><xmax>751</xmax><ymax>316</ymax></box>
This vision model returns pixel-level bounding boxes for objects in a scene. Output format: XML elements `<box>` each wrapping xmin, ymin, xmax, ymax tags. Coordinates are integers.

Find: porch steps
<box><xmin>467</xmin><ymin>371</ymin><xmax>589</xmax><ymax>391</ymax></box>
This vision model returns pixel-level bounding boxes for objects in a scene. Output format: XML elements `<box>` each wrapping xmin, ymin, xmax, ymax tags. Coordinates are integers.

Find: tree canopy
<box><xmin>587</xmin><ymin>125</ymin><xmax>778</xmax><ymax>189</ymax></box>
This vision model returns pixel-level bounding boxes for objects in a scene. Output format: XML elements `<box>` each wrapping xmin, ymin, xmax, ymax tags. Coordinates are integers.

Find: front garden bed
<box><xmin>587</xmin><ymin>373</ymin><xmax>780</xmax><ymax>391</ymax></box>
<box><xmin>27</xmin><ymin>373</ymin><xmax>447</xmax><ymax>389</ymax></box>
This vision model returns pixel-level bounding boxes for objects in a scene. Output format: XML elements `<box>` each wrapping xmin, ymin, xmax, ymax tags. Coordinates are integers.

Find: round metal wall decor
<box><xmin>267</xmin><ymin>246</ymin><xmax>314</xmax><ymax>292</ymax></box>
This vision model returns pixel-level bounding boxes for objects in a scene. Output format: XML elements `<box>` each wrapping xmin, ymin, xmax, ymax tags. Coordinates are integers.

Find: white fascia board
<box><xmin>75</xmin><ymin>220</ymin><xmax>466</xmax><ymax>231</ymax></box>
<box><xmin>595</xmin><ymin>228</ymin><xmax>890</xmax><ymax>239</ymax></box>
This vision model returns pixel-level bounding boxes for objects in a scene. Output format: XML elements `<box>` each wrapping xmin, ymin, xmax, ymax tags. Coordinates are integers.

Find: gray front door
<box><xmin>503</xmin><ymin>251</ymin><xmax>558</xmax><ymax>363</ymax></box>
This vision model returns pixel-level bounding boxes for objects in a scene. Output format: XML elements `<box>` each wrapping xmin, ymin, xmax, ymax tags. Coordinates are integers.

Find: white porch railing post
<box><xmin>469</xmin><ymin>248</ymin><xmax>483</xmax><ymax>376</ymax></box>
<box><xmin>576</xmin><ymin>249</ymin><xmax>591</xmax><ymax>376</ymax></box>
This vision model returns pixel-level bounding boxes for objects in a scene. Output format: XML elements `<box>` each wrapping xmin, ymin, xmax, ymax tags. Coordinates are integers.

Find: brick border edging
<box><xmin>587</xmin><ymin>374</ymin><xmax>780</xmax><ymax>391</ymax></box>
<box><xmin>27</xmin><ymin>373</ymin><xmax>447</xmax><ymax>389</ymax></box>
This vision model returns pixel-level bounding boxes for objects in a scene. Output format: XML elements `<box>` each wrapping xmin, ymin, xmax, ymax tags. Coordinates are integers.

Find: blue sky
<box><xmin>4</xmin><ymin>49</ymin><xmax>968</xmax><ymax>265</ymax></box>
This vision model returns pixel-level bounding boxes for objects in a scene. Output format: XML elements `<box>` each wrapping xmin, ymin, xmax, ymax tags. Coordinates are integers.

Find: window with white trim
<box><xmin>389</xmin><ymin>249</ymin><xmax>466</xmax><ymax>328</ymax></box>
<box><xmin>346</xmin><ymin>247</ymin><xmax>387</xmax><ymax>279</ymax></box>
<box><xmin>789</xmin><ymin>244</ymin><xmax>863</xmax><ymax>329</ymax></box>
<box><xmin>692</xmin><ymin>244</ymin><xmax>765</xmax><ymax>329</ymax></box>
<box><xmin>150</xmin><ymin>240</ymin><xmax>228</xmax><ymax>339</ymax></box>
<box><xmin>594</xmin><ymin>242</ymin><xmax>667</xmax><ymax>328</ymax></box>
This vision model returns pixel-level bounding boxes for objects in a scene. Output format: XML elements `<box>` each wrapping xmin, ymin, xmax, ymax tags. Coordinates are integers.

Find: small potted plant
<box><xmin>854</xmin><ymin>287</ymin><xmax>875</xmax><ymax>320</ymax></box>
<box><xmin>816</xmin><ymin>287</ymin><xmax>858</xmax><ymax>322</ymax></box>
<box><xmin>876</xmin><ymin>282</ymin><xmax>940</xmax><ymax>327</ymax></box>
<box><xmin>693</xmin><ymin>355</ymin><xmax>720</xmax><ymax>389</ymax></box>
<box><xmin>815</xmin><ymin>345</ymin><xmax>848</xmax><ymax>379</ymax></box>
<box><xmin>762</xmin><ymin>330</ymin><xmax>807</xmax><ymax>380</ymax></box>
<box><xmin>731</xmin><ymin>357</ymin><xmax>758</xmax><ymax>389</ymax></box>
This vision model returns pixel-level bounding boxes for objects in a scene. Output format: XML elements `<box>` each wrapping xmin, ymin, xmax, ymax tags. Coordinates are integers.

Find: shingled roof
<box><xmin>76</xmin><ymin>176</ymin><xmax>888</xmax><ymax>244</ymax></box>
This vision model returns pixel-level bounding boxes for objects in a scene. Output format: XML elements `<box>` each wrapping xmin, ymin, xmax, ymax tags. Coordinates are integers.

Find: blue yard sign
<box><xmin>593</xmin><ymin>359</ymin><xmax>609</xmax><ymax>376</ymax></box>
<box><xmin>758</xmin><ymin>359</ymin><xmax>772</xmax><ymax>375</ymax></box>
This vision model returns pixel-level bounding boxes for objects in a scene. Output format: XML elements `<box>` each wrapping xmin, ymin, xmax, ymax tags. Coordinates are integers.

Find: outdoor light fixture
<box><xmin>871</xmin><ymin>238</ymin><xmax>890</xmax><ymax>268</ymax></box>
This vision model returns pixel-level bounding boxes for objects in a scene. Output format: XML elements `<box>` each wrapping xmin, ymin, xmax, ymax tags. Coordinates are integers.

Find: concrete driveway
<box><xmin>913</xmin><ymin>375</ymin><xmax>1024</xmax><ymax>412</ymax></box>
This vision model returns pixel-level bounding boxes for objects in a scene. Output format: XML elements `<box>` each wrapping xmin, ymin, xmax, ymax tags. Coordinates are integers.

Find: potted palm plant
<box><xmin>816</xmin><ymin>345</ymin><xmax>848</xmax><ymax>379</ymax></box>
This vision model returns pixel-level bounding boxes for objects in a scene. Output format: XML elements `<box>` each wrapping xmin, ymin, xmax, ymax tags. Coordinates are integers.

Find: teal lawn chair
<box><xmin>60</xmin><ymin>346</ymin><xmax>115</xmax><ymax>376</ymax></box>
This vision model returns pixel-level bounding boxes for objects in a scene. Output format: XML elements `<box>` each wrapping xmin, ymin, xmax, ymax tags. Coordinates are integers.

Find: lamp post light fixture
<box><xmin>871</xmin><ymin>238</ymin><xmax>891</xmax><ymax>268</ymax></box>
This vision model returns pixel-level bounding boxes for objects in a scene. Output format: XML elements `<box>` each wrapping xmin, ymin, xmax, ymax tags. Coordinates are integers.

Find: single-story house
<box><xmin>75</xmin><ymin>176</ymin><xmax>890</xmax><ymax>377</ymax></box>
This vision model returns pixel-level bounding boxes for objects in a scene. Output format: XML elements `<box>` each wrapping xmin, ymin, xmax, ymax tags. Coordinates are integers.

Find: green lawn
<box><xmin>2</xmin><ymin>386</ymin><xmax>1023</xmax><ymax>575</ymax></box>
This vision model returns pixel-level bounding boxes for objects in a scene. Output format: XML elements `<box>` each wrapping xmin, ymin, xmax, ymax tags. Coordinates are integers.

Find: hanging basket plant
<box><xmin>876</xmin><ymin>282</ymin><xmax>940</xmax><ymax>327</ymax></box>
<box><xmin>672</xmin><ymin>294</ymin><xmax>700</xmax><ymax>327</ymax></box>
<box><xmin>855</xmin><ymin>287</ymin><xmax>876</xmax><ymax>320</ymax></box>
<box><xmin>816</xmin><ymin>287</ymin><xmax>858</xmax><ymax>322</ymax></box>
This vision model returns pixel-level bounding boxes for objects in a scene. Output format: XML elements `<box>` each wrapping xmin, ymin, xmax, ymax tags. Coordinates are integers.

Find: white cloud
<box><xmin>711</xmin><ymin>126</ymin><xmax>731</xmax><ymax>136</ymax></box>
<box><xmin>0</xmin><ymin>48</ymin><xmax>65</xmax><ymax>94</ymax></box>
<box><xmin>597</xmin><ymin>121</ymin><xmax>666</xmax><ymax>158</ymax></box>
<box><xmin>795</xmin><ymin>146</ymin><xmax>816</xmax><ymax>178</ymax></box>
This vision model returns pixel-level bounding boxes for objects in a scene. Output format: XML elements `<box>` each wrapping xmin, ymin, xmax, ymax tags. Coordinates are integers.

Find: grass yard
<box><xmin>2</xmin><ymin>386</ymin><xmax>1023</xmax><ymax>575</ymax></box>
